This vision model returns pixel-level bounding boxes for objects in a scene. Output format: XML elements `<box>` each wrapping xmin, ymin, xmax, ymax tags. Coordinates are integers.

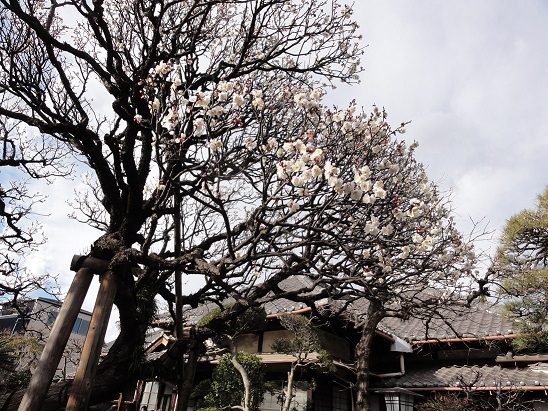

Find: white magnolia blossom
<box><xmin>218</xmin><ymin>80</ymin><xmax>234</xmax><ymax>92</ymax></box>
<box><xmin>139</xmin><ymin>41</ymin><xmax>476</xmax><ymax>324</ymax></box>
<box><xmin>412</xmin><ymin>233</ymin><xmax>424</xmax><ymax>244</ymax></box>
<box><xmin>232</xmin><ymin>93</ymin><xmax>245</xmax><ymax>108</ymax></box>
<box><xmin>244</xmin><ymin>137</ymin><xmax>257</xmax><ymax>150</ymax></box>
<box><xmin>332</xmin><ymin>110</ymin><xmax>345</xmax><ymax>122</ymax></box>
<box><xmin>162</xmin><ymin>108</ymin><xmax>178</xmax><ymax>130</ymax></box>
<box><xmin>399</xmin><ymin>246</ymin><xmax>411</xmax><ymax>259</ymax></box>
<box><xmin>150</xmin><ymin>97</ymin><xmax>160</xmax><ymax>112</ymax></box>
<box><xmin>277</xmin><ymin>163</ymin><xmax>289</xmax><ymax>180</ymax></box>
<box><xmin>361</xmin><ymin>193</ymin><xmax>374</xmax><ymax>204</ymax></box>
<box><xmin>154</xmin><ymin>61</ymin><xmax>170</xmax><ymax>75</ymax></box>
<box><xmin>380</xmin><ymin>224</ymin><xmax>394</xmax><ymax>237</ymax></box>
<box><xmin>311</xmin><ymin>165</ymin><xmax>322</xmax><ymax>177</ymax></box>
<box><xmin>193</xmin><ymin>118</ymin><xmax>206</xmax><ymax>136</ymax></box>
<box><xmin>288</xmin><ymin>201</ymin><xmax>300</xmax><ymax>213</ymax></box>
<box><xmin>291</xmin><ymin>175</ymin><xmax>304</xmax><ymax>187</ymax></box>
<box><xmin>350</xmin><ymin>188</ymin><xmax>363</xmax><ymax>201</ymax></box>
<box><xmin>282</xmin><ymin>142</ymin><xmax>294</xmax><ymax>153</ymax></box>
<box><xmin>207</xmin><ymin>106</ymin><xmax>225</xmax><ymax>117</ymax></box>
<box><xmin>252</xmin><ymin>98</ymin><xmax>265</xmax><ymax>110</ymax></box>
<box><xmin>310</xmin><ymin>148</ymin><xmax>323</xmax><ymax>161</ymax></box>
<box><xmin>206</xmin><ymin>139</ymin><xmax>223</xmax><ymax>151</ymax></box>
<box><xmin>293</xmin><ymin>139</ymin><xmax>306</xmax><ymax>154</ymax></box>
<box><xmin>218</xmin><ymin>91</ymin><xmax>228</xmax><ymax>101</ymax></box>
<box><xmin>373</xmin><ymin>180</ymin><xmax>386</xmax><ymax>199</ymax></box>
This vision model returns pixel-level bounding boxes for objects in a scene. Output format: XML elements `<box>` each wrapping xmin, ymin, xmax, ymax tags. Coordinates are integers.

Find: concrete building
<box><xmin>0</xmin><ymin>297</ymin><xmax>92</xmax><ymax>379</ymax></box>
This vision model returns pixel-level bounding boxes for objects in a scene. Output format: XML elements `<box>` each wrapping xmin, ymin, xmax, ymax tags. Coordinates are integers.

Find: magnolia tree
<box><xmin>0</xmin><ymin>0</ymin><xmax>479</xmax><ymax>409</ymax></box>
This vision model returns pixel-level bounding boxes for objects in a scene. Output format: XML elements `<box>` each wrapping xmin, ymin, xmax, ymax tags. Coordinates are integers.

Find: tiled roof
<box><xmin>152</xmin><ymin>275</ymin><xmax>320</xmax><ymax>327</ymax></box>
<box><xmin>379</xmin><ymin>304</ymin><xmax>515</xmax><ymax>343</ymax></box>
<box><xmin>373</xmin><ymin>362</ymin><xmax>548</xmax><ymax>390</ymax></box>
<box><xmin>496</xmin><ymin>353</ymin><xmax>548</xmax><ymax>363</ymax></box>
<box><xmin>156</xmin><ymin>277</ymin><xmax>516</xmax><ymax>345</ymax></box>
<box><xmin>178</xmin><ymin>298</ymin><xmax>311</xmax><ymax>326</ymax></box>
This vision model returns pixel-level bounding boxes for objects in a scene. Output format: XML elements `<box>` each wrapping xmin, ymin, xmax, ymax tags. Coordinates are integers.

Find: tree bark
<box><xmin>282</xmin><ymin>362</ymin><xmax>297</xmax><ymax>411</ymax></box>
<box><xmin>178</xmin><ymin>329</ymin><xmax>201</xmax><ymax>411</ymax></box>
<box><xmin>231</xmin><ymin>348</ymin><xmax>251</xmax><ymax>411</ymax></box>
<box><xmin>354</xmin><ymin>303</ymin><xmax>384</xmax><ymax>411</ymax></box>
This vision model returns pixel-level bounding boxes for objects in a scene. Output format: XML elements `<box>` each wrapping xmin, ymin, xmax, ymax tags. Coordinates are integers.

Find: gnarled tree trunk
<box><xmin>354</xmin><ymin>302</ymin><xmax>384</xmax><ymax>411</ymax></box>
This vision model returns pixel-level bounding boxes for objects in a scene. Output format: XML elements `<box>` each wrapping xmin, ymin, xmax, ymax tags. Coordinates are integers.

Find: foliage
<box><xmin>0</xmin><ymin>333</ymin><xmax>41</xmax><ymax>393</ymax></box>
<box><xmin>0</xmin><ymin>335</ymin><xmax>15</xmax><ymax>373</ymax></box>
<box><xmin>197</xmin><ymin>352</ymin><xmax>268</xmax><ymax>411</ymax></box>
<box><xmin>498</xmin><ymin>187</ymin><xmax>548</xmax><ymax>268</ymax></box>
<box><xmin>0</xmin><ymin>369</ymin><xmax>31</xmax><ymax>393</ymax></box>
<box><xmin>271</xmin><ymin>314</ymin><xmax>334</xmax><ymax>372</ymax></box>
<box><xmin>494</xmin><ymin>186</ymin><xmax>548</xmax><ymax>352</ymax></box>
<box><xmin>416</xmin><ymin>394</ymin><xmax>475</xmax><ymax>411</ymax></box>
<box><xmin>198</xmin><ymin>305</ymin><xmax>266</xmax><ymax>335</ymax></box>
<box><xmin>0</xmin><ymin>332</ymin><xmax>41</xmax><ymax>372</ymax></box>
<box><xmin>271</xmin><ymin>314</ymin><xmax>334</xmax><ymax>411</ymax></box>
<box><xmin>502</xmin><ymin>270</ymin><xmax>548</xmax><ymax>352</ymax></box>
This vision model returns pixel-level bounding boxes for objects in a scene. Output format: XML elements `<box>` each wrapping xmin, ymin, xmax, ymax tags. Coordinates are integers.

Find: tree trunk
<box><xmin>281</xmin><ymin>363</ymin><xmax>297</xmax><ymax>411</ymax></box>
<box><xmin>354</xmin><ymin>304</ymin><xmax>384</xmax><ymax>411</ymax></box>
<box><xmin>230</xmin><ymin>349</ymin><xmax>251</xmax><ymax>411</ymax></box>
<box><xmin>178</xmin><ymin>329</ymin><xmax>201</xmax><ymax>411</ymax></box>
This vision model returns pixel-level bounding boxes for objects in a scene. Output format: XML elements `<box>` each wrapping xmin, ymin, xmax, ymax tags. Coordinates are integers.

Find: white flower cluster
<box><xmin>293</xmin><ymin>88</ymin><xmax>322</xmax><ymax>110</ymax></box>
<box><xmin>143</xmin><ymin>66</ymin><xmax>273</xmax><ymax>148</ymax></box>
<box><xmin>140</xmin><ymin>64</ymin><xmax>472</xmax><ymax>282</ymax></box>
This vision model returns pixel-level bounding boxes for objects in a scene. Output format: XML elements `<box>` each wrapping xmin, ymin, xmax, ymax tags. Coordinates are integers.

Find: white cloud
<box><xmin>334</xmin><ymin>0</ymin><xmax>548</xmax><ymax>262</ymax></box>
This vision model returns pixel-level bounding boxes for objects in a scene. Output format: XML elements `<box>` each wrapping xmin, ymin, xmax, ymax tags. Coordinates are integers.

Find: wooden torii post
<box><xmin>18</xmin><ymin>254</ymin><xmax>115</xmax><ymax>411</ymax></box>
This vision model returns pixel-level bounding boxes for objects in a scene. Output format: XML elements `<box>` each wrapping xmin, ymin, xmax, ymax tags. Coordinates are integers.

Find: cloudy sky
<box><xmin>346</xmin><ymin>0</ymin><xmax>548</xmax><ymax>256</ymax></box>
<box><xmin>23</xmin><ymin>0</ymin><xmax>548</xmax><ymax>341</ymax></box>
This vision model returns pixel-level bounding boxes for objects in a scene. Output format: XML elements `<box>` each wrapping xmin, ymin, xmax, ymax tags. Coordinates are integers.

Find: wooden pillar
<box><xmin>66</xmin><ymin>270</ymin><xmax>118</xmax><ymax>410</ymax></box>
<box><xmin>18</xmin><ymin>267</ymin><xmax>94</xmax><ymax>411</ymax></box>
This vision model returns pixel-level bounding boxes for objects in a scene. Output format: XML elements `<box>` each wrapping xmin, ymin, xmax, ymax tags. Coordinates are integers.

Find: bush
<box><xmin>415</xmin><ymin>394</ymin><xmax>475</xmax><ymax>411</ymax></box>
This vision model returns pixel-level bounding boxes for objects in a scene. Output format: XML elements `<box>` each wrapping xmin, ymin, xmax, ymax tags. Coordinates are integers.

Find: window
<box><xmin>72</xmin><ymin>318</ymin><xmax>90</xmax><ymax>335</ymax></box>
<box><xmin>47</xmin><ymin>311</ymin><xmax>58</xmax><ymax>326</ymax></box>
<box><xmin>384</xmin><ymin>393</ymin><xmax>415</xmax><ymax>411</ymax></box>
<box><xmin>260</xmin><ymin>381</ymin><xmax>308</xmax><ymax>411</ymax></box>
<box><xmin>140</xmin><ymin>381</ymin><xmax>159</xmax><ymax>410</ymax></box>
<box><xmin>140</xmin><ymin>381</ymin><xmax>173</xmax><ymax>411</ymax></box>
<box><xmin>332</xmin><ymin>385</ymin><xmax>349</xmax><ymax>411</ymax></box>
<box><xmin>314</xmin><ymin>381</ymin><xmax>351</xmax><ymax>411</ymax></box>
<box><xmin>157</xmin><ymin>385</ymin><xmax>172</xmax><ymax>411</ymax></box>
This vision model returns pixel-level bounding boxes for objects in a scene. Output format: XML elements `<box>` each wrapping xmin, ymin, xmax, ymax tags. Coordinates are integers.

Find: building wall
<box><xmin>234</xmin><ymin>328</ymin><xmax>353</xmax><ymax>362</ymax></box>
<box><xmin>0</xmin><ymin>298</ymin><xmax>93</xmax><ymax>379</ymax></box>
<box><xmin>317</xmin><ymin>329</ymin><xmax>352</xmax><ymax>361</ymax></box>
<box><xmin>235</xmin><ymin>333</ymin><xmax>259</xmax><ymax>353</ymax></box>
<box><xmin>262</xmin><ymin>330</ymin><xmax>293</xmax><ymax>352</ymax></box>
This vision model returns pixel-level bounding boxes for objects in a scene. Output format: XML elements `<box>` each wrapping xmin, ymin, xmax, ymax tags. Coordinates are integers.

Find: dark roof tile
<box><xmin>380</xmin><ymin>304</ymin><xmax>515</xmax><ymax>342</ymax></box>
<box><xmin>373</xmin><ymin>363</ymin><xmax>548</xmax><ymax>389</ymax></box>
